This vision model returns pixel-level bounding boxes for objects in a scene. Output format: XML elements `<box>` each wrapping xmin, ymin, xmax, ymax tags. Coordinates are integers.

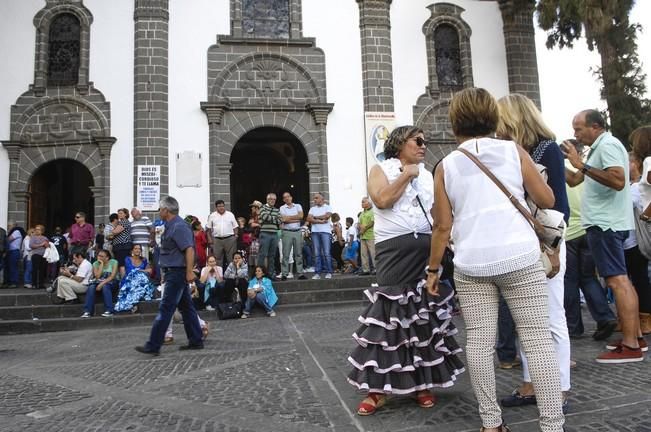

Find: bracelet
<box><xmin>426</xmin><ymin>267</ymin><xmax>438</xmax><ymax>274</ymax></box>
<box><xmin>580</xmin><ymin>164</ymin><xmax>592</xmax><ymax>174</ymax></box>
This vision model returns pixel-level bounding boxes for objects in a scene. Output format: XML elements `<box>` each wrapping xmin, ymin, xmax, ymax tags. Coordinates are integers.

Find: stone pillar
<box><xmin>96</xmin><ymin>136</ymin><xmax>116</xmax><ymax>223</ymax></box>
<box><xmin>134</xmin><ymin>0</ymin><xmax>169</xmax><ymax>213</ymax></box>
<box><xmin>2</xmin><ymin>141</ymin><xmax>24</xmax><ymax>226</ymax></box>
<box><xmin>499</xmin><ymin>0</ymin><xmax>541</xmax><ymax>108</ymax></box>
<box><xmin>356</xmin><ymin>0</ymin><xmax>394</xmax><ymax>112</ymax></box>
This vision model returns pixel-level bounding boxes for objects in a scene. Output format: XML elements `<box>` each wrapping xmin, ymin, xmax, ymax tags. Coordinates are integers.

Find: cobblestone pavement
<box><xmin>0</xmin><ymin>305</ymin><xmax>649</xmax><ymax>432</ymax></box>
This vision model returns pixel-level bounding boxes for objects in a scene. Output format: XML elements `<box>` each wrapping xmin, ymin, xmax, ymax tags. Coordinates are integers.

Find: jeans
<box><xmin>84</xmin><ymin>280</ymin><xmax>116</xmax><ymax>314</ymax></box>
<box><xmin>303</xmin><ymin>241</ymin><xmax>313</xmax><ymax>268</ymax></box>
<box><xmin>258</xmin><ymin>232</ymin><xmax>279</xmax><ymax>274</ymax></box>
<box><xmin>244</xmin><ymin>291</ymin><xmax>273</xmax><ymax>314</ymax></box>
<box><xmin>564</xmin><ymin>235</ymin><xmax>616</xmax><ymax>335</ymax></box>
<box><xmin>7</xmin><ymin>250</ymin><xmax>20</xmax><ymax>284</ymax></box>
<box><xmin>496</xmin><ymin>296</ymin><xmax>517</xmax><ymax>362</ymax></box>
<box><xmin>23</xmin><ymin>257</ymin><xmax>32</xmax><ymax>285</ymax></box>
<box><xmin>312</xmin><ymin>232</ymin><xmax>333</xmax><ymax>275</ymax></box>
<box><xmin>144</xmin><ymin>268</ymin><xmax>203</xmax><ymax>352</ymax></box>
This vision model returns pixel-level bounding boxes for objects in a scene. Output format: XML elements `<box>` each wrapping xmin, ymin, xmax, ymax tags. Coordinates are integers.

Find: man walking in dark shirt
<box><xmin>136</xmin><ymin>196</ymin><xmax>203</xmax><ymax>356</ymax></box>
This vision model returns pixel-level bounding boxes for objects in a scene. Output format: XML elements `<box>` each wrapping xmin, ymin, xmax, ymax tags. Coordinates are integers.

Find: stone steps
<box><xmin>0</xmin><ymin>275</ymin><xmax>374</xmax><ymax>335</ymax></box>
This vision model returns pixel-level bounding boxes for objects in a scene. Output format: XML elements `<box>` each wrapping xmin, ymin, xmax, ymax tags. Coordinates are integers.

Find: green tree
<box><xmin>535</xmin><ymin>0</ymin><xmax>651</xmax><ymax>144</ymax></box>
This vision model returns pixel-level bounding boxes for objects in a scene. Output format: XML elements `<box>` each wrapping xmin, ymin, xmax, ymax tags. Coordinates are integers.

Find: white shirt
<box><xmin>280</xmin><ymin>203</ymin><xmax>303</xmax><ymax>230</ymax></box>
<box><xmin>374</xmin><ymin>158</ymin><xmax>434</xmax><ymax>243</ymax></box>
<box><xmin>442</xmin><ymin>138</ymin><xmax>540</xmax><ymax>277</ymax></box>
<box><xmin>206</xmin><ymin>210</ymin><xmax>238</xmax><ymax>237</ymax></box>
<box><xmin>76</xmin><ymin>259</ymin><xmax>94</xmax><ymax>285</ymax></box>
<box><xmin>308</xmin><ymin>204</ymin><xmax>332</xmax><ymax>233</ymax></box>
<box><xmin>639</xmin><ymin>157</ymin><xmax>651</xmax><ymax>211</ymax></box>
<box><xmin>346</xmin><ymin>225</ymin><xmax>358</xmax><ymax>243</ymax></box>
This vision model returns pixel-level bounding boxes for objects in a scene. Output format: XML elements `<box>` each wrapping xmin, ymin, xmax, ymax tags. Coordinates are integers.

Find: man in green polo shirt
<box><xmin>358</xmin><ymin>197</ymin><xmax>375</xmax><ymax>275</ymax></box>
<box><xmin>563</xmin><ymin>109</ymin><xmax>643</xmax><ymax>364</ymax></box>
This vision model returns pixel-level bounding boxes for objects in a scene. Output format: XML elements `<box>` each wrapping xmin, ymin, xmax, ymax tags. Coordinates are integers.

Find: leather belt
<box><xmin>215</xmin><ymin>235</ymin><xmax>235</xmax><ymax>239</ymax></box>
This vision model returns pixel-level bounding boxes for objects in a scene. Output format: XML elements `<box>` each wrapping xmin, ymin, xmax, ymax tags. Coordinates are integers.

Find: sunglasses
<box><xmin>414</xmin><ymin>137</ymin><xmax>426</xmax><ymax>147</ymax></box>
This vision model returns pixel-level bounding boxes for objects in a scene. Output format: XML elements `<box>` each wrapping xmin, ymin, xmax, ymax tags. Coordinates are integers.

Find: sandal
<box><xmin>163</xmin><ymin>336</ymin><xmax>174</xmax><ymax>345</ymax></box>
<box><xmin>480</xmin><ymin>423</ymin><xmax>511</xmax><ymax>432</ymax></box>
<box><xmin>357</xmin><ymin>393</ymin><xmax>386</xmax><ymax>416</ymax></box>
<box><xmin>415</xmin><ymin>391</ymin><xmax>436</xmax><ymax>408</ymax></box>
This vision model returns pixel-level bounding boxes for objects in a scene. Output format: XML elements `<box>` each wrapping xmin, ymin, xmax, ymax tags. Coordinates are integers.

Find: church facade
<box><xmin>0</xmin><ymin>0</ymin><xmax>540</xmax><ymax>229</ymax></box>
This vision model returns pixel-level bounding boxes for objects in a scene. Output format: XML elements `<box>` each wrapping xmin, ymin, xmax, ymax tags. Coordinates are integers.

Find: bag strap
<box><xmin>456</xmin><ymin>147</ymin><xmax>543</xmax><ymax>234</ymax></box>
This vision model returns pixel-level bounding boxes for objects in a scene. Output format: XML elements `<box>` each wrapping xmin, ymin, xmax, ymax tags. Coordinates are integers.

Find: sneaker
<box><xmin>312</xmin><ymin>274</ymin><xmax>321</xmax><ymax>280</ymax></box>
<box><xmin>325</xmin><ymin>273</ymin><xmax>332</xmax><ymax>279</ymax></box>
<box><xmin>595</xmin><ymin>344</ymin><xmax>644</xmax><ymax>364</ymax></box>
<box><xmin>101</xmin><ymin>311</ymin><xmax>113</xmax><ymax>317</ymax></box>
<box><xmin>593</xmin><ymin>320</ymin><xmax>618</xmax><ymax>341</ymax></box>
<box><xmin>298</xmin><ymin>274</ymin><xmax>307</xmax><ymax>280</ymax></box>
<box><xmin>45</xmin><ymin>286</ymin><xmax>53</xmax><ymax>293</ymax></box>
<box><xmin>205</xmin><ymin>305</ymin><xmax>215</xmax><ymax>311</ymax></box>
<box><xmin>268</xmin><ymin>311</ymin><xmax>276</xmax><ymax>317</ymax></box>
<box><xmin>305</xmin><ymin>267</ymin><xmax>315</xmax><ymax>273</ymax></box>
<box><xmin>23</xmin><ymin>284</ymin><xmax>32</xmax><ymax>289</ymax></box>
<box><xmin>80</xmin><ymin>312</ymin><xmax>91</xmax><ymax>318</ymax></box>
<box><xmin>240</xmin><ymin>313</ymin><xmax>249</xmax><ymax>319</ymax></box>
<box><xmin>287</xmin><ymin>273</ymin><xmax>294</xmax><ymax>279</ymax></box>
<box><xmin>606</xmin><ymin>337</ymin><xmax>648</xmax><ymax>352</ymax></box>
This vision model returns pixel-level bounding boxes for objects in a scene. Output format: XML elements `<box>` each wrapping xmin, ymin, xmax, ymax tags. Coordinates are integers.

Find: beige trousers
<box><xmin>56</xmin><ymin>276</ymin><xmax>88</xmax><ymax>300</ymax></box>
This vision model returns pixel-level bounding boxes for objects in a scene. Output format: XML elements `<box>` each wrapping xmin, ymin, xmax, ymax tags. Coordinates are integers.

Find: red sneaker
<box><xmin>596</xmin><ymin>344</ymin><xmax>644</xmax><ymax>364</ymax></box>
<box><xmin>606</xmin><ymin>337</ymin><xmax>648</xmax><ymax>352</ymax></box>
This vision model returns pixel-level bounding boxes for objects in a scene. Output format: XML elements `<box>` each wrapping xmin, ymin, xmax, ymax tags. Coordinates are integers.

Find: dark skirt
<box><xmin>347</xmin><ymin>233</ymin><xmax>464</xmax><ymax>395</ymax></box>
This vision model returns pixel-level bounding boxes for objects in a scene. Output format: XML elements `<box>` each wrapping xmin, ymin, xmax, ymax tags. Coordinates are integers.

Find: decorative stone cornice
<box><xmin>134</xmin><ymin>0</ymin><xmax>169</xmax><ymax>21</ymax></box>
<box><xmin>215</xmin><ymin>163</ymin><xmax>232</xmax><ymax>176</ymax></box>
<box><xmin>94</xmin><ymin>136</ymin><xmax>117</xmax><ymax>157</ymax></box>
<box><xmin>306</xmin><ymin>162</ymin><xmax>321</xmax><ymax>175</ymax></box>
<box><xmin>88</xmin><ymin>186</ymin><xmax>103</xmax><ymax>198</ymax></box>
<box><xmin>200</xmin><ymin>102</ymin><xmax>230</xmax><ymax>125</ymax></box>
<box><xmin>356</xmin><ymin>0</ymin><xmax>393</xmax><ymax>28</ymax></box>
<box><xmin>12</xmin><ymin>191</ymin><xmax>31</xmax><ymax>203</ymax></box>
<box><xmin>306</xmin><ymin>103</ymin><xmax>334</xmax><ymax>126</ymax></box>
<box><xmin>1</xmin><ymin>141</ymin><xmax>23</xmax><ymax>160</ymax></box>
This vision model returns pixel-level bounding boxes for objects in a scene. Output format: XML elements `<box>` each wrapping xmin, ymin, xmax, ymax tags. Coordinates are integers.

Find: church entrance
<box><xmin>230</xmin><ymin>127</ymin><xmax>309</xmax><ymax>219</ymax></box>
<box><xmin>28</xmin><ymin>159</ymin><xmax>94</xmax><ymax>233</ymax></box>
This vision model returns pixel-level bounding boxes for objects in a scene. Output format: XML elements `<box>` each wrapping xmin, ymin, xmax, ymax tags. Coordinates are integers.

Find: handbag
<box><xmin>217</xmin><ymin>302</ymin><xmax>242</xmax><ymax>320</ymax></box>
<box><xmin>44</xmin><ymin>243</ymin><xmax>60</xmax><ymax>264</ymax></box>
<box><xmin>456</xmin><ymin>148</ymin><xmax>565</xmax><ymax>248</ymax></box>
<box><xmin>634</xmin><ymin>206</ymin><xmax>651</xmax><ymax>260</ymax></box>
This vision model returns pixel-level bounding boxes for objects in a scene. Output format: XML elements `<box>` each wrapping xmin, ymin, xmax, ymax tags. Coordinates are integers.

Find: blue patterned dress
<box><xmin>114</xmin><ymin>257</ymin><xmax>154</xmax><ymax>312</ymax></box>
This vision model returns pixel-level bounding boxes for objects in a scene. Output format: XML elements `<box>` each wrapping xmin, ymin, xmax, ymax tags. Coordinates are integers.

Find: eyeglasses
<box><xmin>75</xmin><ymin>216</ymin><xmax>81</xmax><ymax>219</ymax></box>
<box><xmin>414</xmin><ymin>137</ymin><xmax>426</xmax><ymax>147</ymax></box>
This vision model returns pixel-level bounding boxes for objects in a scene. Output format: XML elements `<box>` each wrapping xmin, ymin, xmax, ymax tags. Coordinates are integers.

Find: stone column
<box><xmin>2</xmin><ymin>141</ymin><xmax>24</xmax><ymax>226</ymax></box>
<box><xmin>499</xmin><ymin>0</ymin><xmax>541</xmax><ymax>108</ymax></box>
<box><xmin>356</xmin><ymin>0</ymin><xmax>395</xmax><ymax>112</ymax></box>
<box><xmin>96</xmin><ymin>136</ymin><xmax>116</xmax><ymax>223</ymax></box>
<box><xmin>134</xmin><ymin>0</ymin><xmax>169</xmax><ymax>214</ymax></box>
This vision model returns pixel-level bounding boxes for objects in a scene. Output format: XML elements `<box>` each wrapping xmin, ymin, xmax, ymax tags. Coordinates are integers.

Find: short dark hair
<box><xmin>384</xmin><ymin>126</ymin><xmax>424</xmax><ymax>159</ymax></box>
<box><xmin>449</xmin><ymin>87</ymin><xmax>499</xmax><ymax>137</ymax></box>
<box><xmin>580</xmin><ymin>109</ymin><xmax>607</xmax><ymax>130</ymax></box>
<box><xmin>109</xmin><ymin>213</ymin><xmax>118</xmax><ymax>222</ymax></box>
<box><xmin>98</xmin><ymin>249</ymin><xmax>112</xmax><ymax>259</ymax></box>
<box><xmin>346</xmin><ymin>217</ymin><xmax>354</xmax><ymax>225</ymax></box>
<box><xmin>76</xmin><ymin>211</ymin><xmax>86</xmax><ymax>218</ymax></box>
<box><xmin>72</xmin><ymin>252</ymin><xmax>85</xmax><ymax>259</ymax></box>
<box><xmin>215</xmin><ymin>200</ymin><xmax>225</xmax><ymax>207</ymax></box>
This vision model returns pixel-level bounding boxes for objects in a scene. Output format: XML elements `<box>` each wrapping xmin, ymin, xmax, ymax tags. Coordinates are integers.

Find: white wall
<box><xmin>303</xmin><ymin>0</ymin><xmax>367</xmax><ymax>221</ymax></box>
<box><xmin>0</xmin><ymin>0</ymin><xmax>41</xmax><ymax>228</ymax></box>
<box><xmin>86</xmin><ymin>0</ymin><xmax>134</xmax><ymax>216</ymax></box>
<box><xmin>168</xmin><ymin>0</ymin><xmax>228</xmax><ymax>222</ymax></box>
<box><xmin>391</xmin><ymin>0</ymin><xmax>509</xmax><ymax>127</ymax></box>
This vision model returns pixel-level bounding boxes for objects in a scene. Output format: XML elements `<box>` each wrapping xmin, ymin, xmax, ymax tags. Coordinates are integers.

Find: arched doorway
<box><xmin>230</xmin><ymin>127</ymin><xmax>309</xmax><ymax>218</ymax></box>
<box><xmin>29</xmin><ymin>159</ymin><xmax>94</xmax><ymax>233</ymax></box>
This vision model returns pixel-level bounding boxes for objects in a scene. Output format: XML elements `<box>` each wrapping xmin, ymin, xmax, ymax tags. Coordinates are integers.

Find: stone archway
<box><xmin>230</xmin><ymin>127</ymin><xmax>309</xmax><ymax>218</ymax></box>
<box><xmin>28</xmin><ymin>159</ymin><xmax>94</xmax><ymax>232</ymax></box>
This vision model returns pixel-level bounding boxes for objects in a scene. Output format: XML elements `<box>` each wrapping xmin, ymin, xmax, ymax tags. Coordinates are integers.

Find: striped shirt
<box><xmin>259</xmin><ymin>204</ymin><xmax>281</xmax><ymax>233</ymax></box>
<box><xmin>131</xmin><ymin>216</ymin><xmax>152</xmax><ymax>246</ymax></box>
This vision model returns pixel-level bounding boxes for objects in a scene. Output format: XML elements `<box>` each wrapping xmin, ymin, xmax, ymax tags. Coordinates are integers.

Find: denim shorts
<box><xmin>585</xmin><ymin>226</ymin><xmax>628</xmax><ymax>278</ymax></box>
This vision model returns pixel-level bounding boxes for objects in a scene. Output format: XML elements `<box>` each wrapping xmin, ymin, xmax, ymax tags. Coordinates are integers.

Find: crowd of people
<box><xmin>1</xmin><ymin>86</ymin><xmax>650</xmax><ymax>431</ymax></box>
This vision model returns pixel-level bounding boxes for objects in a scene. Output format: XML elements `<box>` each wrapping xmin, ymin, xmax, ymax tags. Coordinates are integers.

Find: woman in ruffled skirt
<box><xmin>347</xmin><ymin>126</ymin><xmax>465</xmax><ymax>415</ymax></box>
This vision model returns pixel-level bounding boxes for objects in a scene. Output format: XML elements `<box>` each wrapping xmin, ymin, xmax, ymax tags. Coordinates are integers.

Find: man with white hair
<box><xmin>131</xmin><ymin>207</ymin><xmax>153</xmax><ymax>259</ymax></box>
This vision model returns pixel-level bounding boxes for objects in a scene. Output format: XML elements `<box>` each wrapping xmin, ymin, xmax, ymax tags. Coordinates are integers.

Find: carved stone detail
<box><xmin>307</xmin><ymin>103</ymin><xmax>334</xmax><ymax>126</ymax></box>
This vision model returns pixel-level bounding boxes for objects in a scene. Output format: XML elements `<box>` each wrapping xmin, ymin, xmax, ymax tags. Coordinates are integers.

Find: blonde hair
<box><xmin>496</xmin><ymin>94</ymin><xmax>555</xmax><ymax>150</ymax></box>
<box><xmin>449</xmin><ymin>88</ymin><xmax>499</xmax><ymax>137</ymax></box>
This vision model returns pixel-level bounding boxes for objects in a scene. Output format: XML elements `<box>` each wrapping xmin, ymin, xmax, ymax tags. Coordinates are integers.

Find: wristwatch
<box><xmin>580</xmin><ymin>164</ymin><xmax>591</xmax><ymax>174</ymax></box>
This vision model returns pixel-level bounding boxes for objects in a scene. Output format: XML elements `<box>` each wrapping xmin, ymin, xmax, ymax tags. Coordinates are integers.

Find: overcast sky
<box><xmin>536</xmin><ymin>1</ymin><xmax>651</xmax><ymax>140</ymax></box>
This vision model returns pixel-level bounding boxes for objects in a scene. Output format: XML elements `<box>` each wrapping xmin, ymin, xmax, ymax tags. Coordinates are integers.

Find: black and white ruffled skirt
<box><xmin>347</xmin><ymin>233</ymin><xmax>465</xmax><ymax>395</ymax></box>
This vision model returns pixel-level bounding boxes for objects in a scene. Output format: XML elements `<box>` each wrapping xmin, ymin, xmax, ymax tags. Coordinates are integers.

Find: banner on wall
<box><xmin>364</xmin><ymin>112</ymin><xmax>396</xmax><ymax>176</ymax></box>
<box><xmin>137</xmin><ymin>165</ymin><xmax>160</xmax><ymax>211</ymax></box>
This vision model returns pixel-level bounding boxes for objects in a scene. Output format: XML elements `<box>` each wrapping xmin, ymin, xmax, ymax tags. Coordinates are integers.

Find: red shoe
<box><xmin>357</xmin><ymin>393</ymin><xmax>386</xmax><ymax>416</ymax></box>
<box><xmin>414</xmin><ymin>391</ymin><xmax>436</xmax><ymax>408</ymax></box>
<box><xmin>606</xmin><ymin>337</ymin><xmax>648</xmax><ymax>352</ymax></box>
<box><xmin>595</xmin><ymin>344</ymin><xmax>644</xmax><ymax>364</ymax></box>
